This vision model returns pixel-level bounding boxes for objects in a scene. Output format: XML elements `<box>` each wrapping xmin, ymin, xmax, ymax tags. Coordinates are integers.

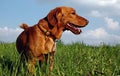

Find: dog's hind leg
<box><xmin>28</xmin><ymin>58</ymin><xmax>36</xmax><ymax>76</ymax></box>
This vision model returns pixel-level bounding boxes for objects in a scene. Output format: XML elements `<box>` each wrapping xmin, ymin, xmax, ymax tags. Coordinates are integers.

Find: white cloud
<box><xmin>72</xmin><ymin>0</ymin><xmax>120</xmax><ymax>17</ymax></box>
<box><xmin>98</xmin><ymin>0</ymin><xmax>117</xmax><ymax>6</ymax></box>
<box><xmin>89</xmin><ymin>10</ymin><xmax>102</xmax><ymax>17</ymax></box>
<box><xmin>61</xmin><ymin>28</ymin><xmax>120</xmax><ymax>45</ymax></box>
<box><xmin>73</xmin><ymin>0</ymin><xmax>118</xmax><ymax>6</ymax></box>
<box><xmin>85</xmin><ymin>28</ymin><xmax>108</xmax><ymax>39</ymax></box>
<box><xmin>104</xmin><ymin>17</ymin><xmax>120</xmax><ymax>30</ymax></box>
<box><xmin>0</xmin><ymin>27</ymin><xmax>23</xmax><ymax>42</ymax></box>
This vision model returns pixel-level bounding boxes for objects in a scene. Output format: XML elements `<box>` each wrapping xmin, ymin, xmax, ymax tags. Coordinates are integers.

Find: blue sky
<box><xmin>0</xmin><ymin>0</ymin><xmax>120</xmax><ymax>45</ymax></box>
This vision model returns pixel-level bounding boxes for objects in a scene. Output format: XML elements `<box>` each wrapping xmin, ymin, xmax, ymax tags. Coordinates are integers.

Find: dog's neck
<box><xmin>37</xmin><ymin>18</ymin><xmax>56</xmax><ymax>40</ymax></box>
<box><xmin>44</xmin><ymin>17</ymin><xmax>54</xmax><ymax>29</ymax></box>
<box><xmin>37</xmin><ymin>25</ymin><xmax>50</xmax><ymax>35</ymax></box>
<box><xmin>44</xmin><ymin>17</ymin><xmax>64</xmax><ymax>39</ymax></box>
<box><xmin>38</xmin><ymin>17</ymin><xmax>64</xmax><ymax>40</ymax></box>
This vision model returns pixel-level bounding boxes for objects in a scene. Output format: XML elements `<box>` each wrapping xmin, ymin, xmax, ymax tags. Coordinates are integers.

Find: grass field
<box><xmin>0</xmin><ymin>41</ymin><xmax>120</xmax><ymax>76</ymax></box>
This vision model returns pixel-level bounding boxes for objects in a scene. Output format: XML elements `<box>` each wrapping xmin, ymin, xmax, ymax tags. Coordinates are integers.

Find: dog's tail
<box><xmin>20</xmin><ymin>23</ymin><xmax>29</xmax><ymax>29</ymax></box>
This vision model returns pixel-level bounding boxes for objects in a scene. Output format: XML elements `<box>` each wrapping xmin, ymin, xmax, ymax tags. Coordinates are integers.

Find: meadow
<box><xmin>0</xmin><ymin>41</ymin><xmax>120</xmax><ymax>76</ymax></box>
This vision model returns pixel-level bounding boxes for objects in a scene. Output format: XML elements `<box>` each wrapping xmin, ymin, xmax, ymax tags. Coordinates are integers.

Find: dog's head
<box><xmin>47</xmin><ymin>6</ymin><xmax>88</xmax><ymax>39</ymax></box>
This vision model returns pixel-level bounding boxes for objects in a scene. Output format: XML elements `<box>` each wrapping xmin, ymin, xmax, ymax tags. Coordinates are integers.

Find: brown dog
<box><xmin>16</xmin><ymin>6</ymin><xmax>88</xmax><ymax>74</ymax></box>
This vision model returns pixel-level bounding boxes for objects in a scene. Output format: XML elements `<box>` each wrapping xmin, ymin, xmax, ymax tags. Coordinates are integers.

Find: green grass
<box><xmin>0</xmin><ymin>41</ymin><xmax>120</xmax><ymax>76</ymax></box>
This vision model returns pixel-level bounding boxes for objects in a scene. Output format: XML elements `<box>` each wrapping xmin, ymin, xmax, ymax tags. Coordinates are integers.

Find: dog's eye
<box><xmin>71</xmin><ymin>12</ymin><xmax>75</xmax><ymax>15</ymax></box>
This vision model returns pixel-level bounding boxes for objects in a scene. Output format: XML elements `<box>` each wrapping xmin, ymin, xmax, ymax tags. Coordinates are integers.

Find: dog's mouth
<box><xmin>66</xmin><ymin>23</ymin><xmax>82</xmax><ymax>34</ymax></box>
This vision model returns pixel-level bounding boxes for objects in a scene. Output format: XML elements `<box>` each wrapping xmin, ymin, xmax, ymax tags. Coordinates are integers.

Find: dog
<box><xmin>16</xmin><ymin>6</ymin><xmax>88</xmax><ymax>75</ymax></box>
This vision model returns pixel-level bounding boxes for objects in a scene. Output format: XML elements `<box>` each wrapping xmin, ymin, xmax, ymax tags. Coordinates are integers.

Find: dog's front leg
<box><xmin>49</xmin><ymin>42</ymin><xmax>56</xmax><ymax>71</ymax></box>
<box><xmin>49</xmin><ymin>51</ymin><xmax>55</xmax><ymax>71</ymax></box>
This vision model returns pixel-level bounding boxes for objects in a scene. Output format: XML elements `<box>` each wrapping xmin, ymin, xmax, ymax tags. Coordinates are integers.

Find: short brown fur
<box><xmin>16</xmin><ymin>6</ymin><xmax>88</xmax><ymax>75</ymax></box>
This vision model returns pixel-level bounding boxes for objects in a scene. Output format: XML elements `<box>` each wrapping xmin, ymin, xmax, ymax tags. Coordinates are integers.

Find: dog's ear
<box><xmin>47</xmin><ymin>7</ymin><xmax>62</xmax><ymax>26</ymax></box>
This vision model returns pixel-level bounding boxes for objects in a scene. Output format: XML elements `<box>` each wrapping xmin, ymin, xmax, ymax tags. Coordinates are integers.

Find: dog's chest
<box><xmin>34</xmin><ymin>36</ymin><xmax>55</xmax><ymax>55</ymax></box>
<box><xmin>45</xmin><ymin>37</ymin><xmax>55</xmax><ymax>53</ymax></box>
<box><xmin>32</xmin><ymin>29</ymin><xmax>55</xmax><ymax>55</ymax></box>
